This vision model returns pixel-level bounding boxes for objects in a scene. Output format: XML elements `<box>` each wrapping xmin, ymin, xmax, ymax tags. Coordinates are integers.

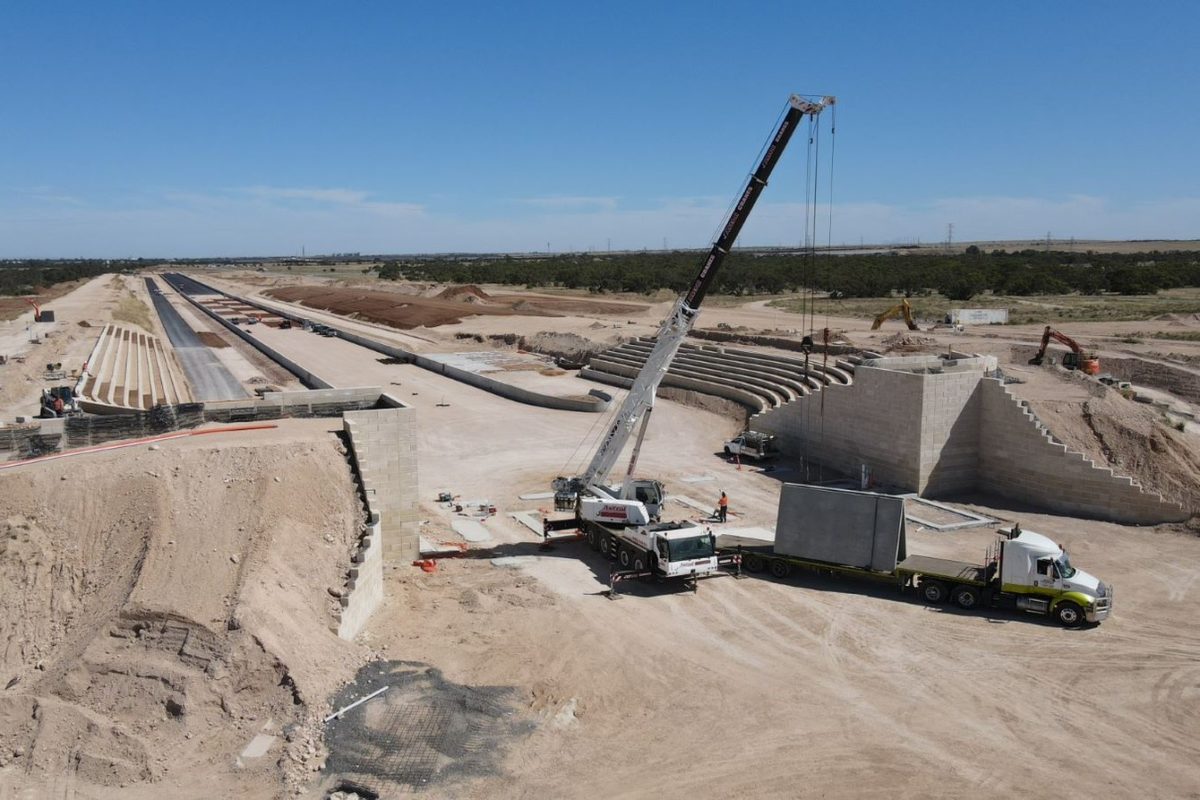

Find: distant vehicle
<box><xmin>727</xmin><ymin>485</ymin><xmax>1112</xmax><ymax>627</ymax></box>
<box><xmin>724</xmin><ymin>431</ymin><xmax>777</xmax><ymax>460</ymax></box>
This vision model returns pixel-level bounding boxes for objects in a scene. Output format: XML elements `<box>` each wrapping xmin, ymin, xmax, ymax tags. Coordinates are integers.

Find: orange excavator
<box><xmin>1028</xmin><ymin>326</ymin><xmax>1100</xmax><ymax>375</ymax></box>
<box><xmin>871</xmin><ymin>297</ymin><xmax>919</xmax><ymax>331</ymax></box>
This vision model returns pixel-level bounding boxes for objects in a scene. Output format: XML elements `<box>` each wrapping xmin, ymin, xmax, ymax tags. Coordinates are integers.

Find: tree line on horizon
<box><xmin>0</xmin><ymin>259</ymin><xmax>138</xmax><ymax>296</ymax></box>
<box><xmin>384</xmin><ymin>247</ymin><xmax>1200</xmax><ymax>299</ymax></box>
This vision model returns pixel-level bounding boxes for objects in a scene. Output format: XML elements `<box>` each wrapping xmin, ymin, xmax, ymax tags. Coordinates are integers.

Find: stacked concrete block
<box><xmin>336</xmin><ymin>513</ymin><xmax>383</xmax><ymax>640</ymax></box>
<box><xmin>343</xmin><ymin>405</ymin><xmax>420</xmax><ymax>563</ymax></box>
<box><xmin>751</xmin><ymin>361</ymin><xmax>1188</xmax><ymax>524</ymax></box>
<box><xmin>977</xmin><ymin>379</ymin><xmax>1188</xmax><ymax>524</ymax></box>
<box><xmin>753</xmin><ymin>366</ymin><xmax>926</xmax><ymax>491</ymax></box>
<box><xmin>918</xmin><ymin>370</ymin><xmax>984</xmax><ymax>496</ymax></box>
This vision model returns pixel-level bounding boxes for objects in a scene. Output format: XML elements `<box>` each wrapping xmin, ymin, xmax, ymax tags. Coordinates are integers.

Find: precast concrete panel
<box><xmin>775</xmin><ymin>484</ymin><xmax>906</xmax><ymax>572</ymax></box>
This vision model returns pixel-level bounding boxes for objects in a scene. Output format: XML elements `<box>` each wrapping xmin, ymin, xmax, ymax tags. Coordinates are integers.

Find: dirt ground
<box><xmin>264</xmin><ymin>283</ymin><xmax>646</xmax><ymax>331</ymax></box>
<box><xmin>0</xmin><ymin>420</ymin><xmax>369</xmax><ymax>799</ymax></box>
<box><xmin>6</xmin><ymin>270</ymin><xmax>1200</xmax><ymax>798</ymax></box>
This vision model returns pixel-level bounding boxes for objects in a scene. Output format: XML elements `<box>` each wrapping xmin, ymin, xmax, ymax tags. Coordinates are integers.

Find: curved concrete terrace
<box><xmin>583</xmin><ymin>337</ymin><xmax>853</xmax><ymax>412</ymax></box>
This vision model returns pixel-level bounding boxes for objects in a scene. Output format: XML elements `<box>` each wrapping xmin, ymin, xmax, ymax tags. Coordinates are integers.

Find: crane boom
<box><xmin>555</xmin><ymin>94</ymin><xmax>834</xmax><ymax>512</ymax></box>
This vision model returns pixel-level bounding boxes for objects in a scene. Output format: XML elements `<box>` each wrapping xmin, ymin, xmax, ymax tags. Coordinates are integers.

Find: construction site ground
<box><xmin>3</xmin><ymin>270</ymin><xmax>1200</xmax><ymax>797</ymax></box>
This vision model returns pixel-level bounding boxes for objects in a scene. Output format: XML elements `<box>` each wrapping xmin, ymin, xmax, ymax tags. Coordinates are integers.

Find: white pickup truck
<box><xmin>724</xmin><ymin>431</ymin><xmax>777</xmax><ymax>460</ymax></box>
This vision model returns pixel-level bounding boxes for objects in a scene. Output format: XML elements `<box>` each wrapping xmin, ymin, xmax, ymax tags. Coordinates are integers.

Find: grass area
<box><xmin>768</xmin><ymin>288</ymin><xmax>1200</xmax><ymax>325</ymax></box>
<box><xmin>110</xmin><ymin>277</ymin><xmax>155</xmax><ymax>332</ymax></box>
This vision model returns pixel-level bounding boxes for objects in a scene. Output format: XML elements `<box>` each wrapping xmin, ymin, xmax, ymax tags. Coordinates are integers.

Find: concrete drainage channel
<box><xmin>160</xmin><ymin>273</ymin><xmax>613</xmax><ymax>413</ymax></box>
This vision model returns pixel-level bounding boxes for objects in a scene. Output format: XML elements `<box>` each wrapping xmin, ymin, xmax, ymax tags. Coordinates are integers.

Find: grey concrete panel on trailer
<box><xmin>775</xmin><ymin>484</ymin><xmax>907</xmax><ymax>572</ymax></box>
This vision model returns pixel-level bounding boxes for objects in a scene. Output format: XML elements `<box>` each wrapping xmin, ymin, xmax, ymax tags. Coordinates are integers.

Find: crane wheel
<box><xmin>586</xmin><ymin>528</ymin><xmax>599</xmax><ymax>551</ymax></box>
<box><xmin>618</xmin><ymin>548</ymin><xmax>631</xmax><ymax>569</ymax></box>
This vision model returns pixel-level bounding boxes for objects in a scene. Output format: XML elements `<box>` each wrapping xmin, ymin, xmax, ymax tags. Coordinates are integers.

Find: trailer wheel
<box><xmin>768</xmin><ymin>559</ymin><xmax>791</xmax><ymax>579</ymax></box>
<box><xmin>921</xmin><ymin>580</ymin><xmax>947</xmax><ymax>604</ymax></box>
<box><xmin>586</xmin><ymin>528</ymin><xmax>599</xmax><ymax>551</ymax></box>
<box><xmin>618</xmin><ymin>547</ymin><xmax>632</xmax><ymax>569</ymax></box>
<box><xmin>1054</xmin><ymin>601</ymin><xmax>1084</xmax><ymax>628</ymax></box>
<box><xmin>743</xmin><ymin>553</ymin><xmax>765</xmax><ymax>573</ymax></box>
<box><xmin>952</xmin><ymin>585</ymin><xmax>980</xmax><ymax>609</ymax></box>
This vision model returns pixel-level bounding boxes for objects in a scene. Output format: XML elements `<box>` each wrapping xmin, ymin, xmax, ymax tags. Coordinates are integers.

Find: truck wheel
<box><xmin>921</xmin><ymin>580</ymin><xmax>947</xmax><ymax>604</ymax></box>
<box><xmin>768</xmin><ymin>559</ymin><xmax>791</xmax><ymax>579</ymax></box>
<box><xmin>633</xmin><ymin>557</ymin><xmax>645</xmax><ymax>572</ymax></box>
<box><xmin>618</xmin><ymin>548</ymin><xmax>632</xmax><ymax>569</ymax></box>
<box><xmin>743</xmin><ymin>554</ymin><xmax>765</xmax><ymax>573</ymax></box>
<box><xmin>586</xmin><ymin>528</ymin><xmax>599</xmax><ymax>551</ymax></box>
<box><xmin>952</xmin><ymin>585</ymin><xmax>980</xmax><ymax>609</ymax></box>
<box><xmin>1054</xmin><ymin>601</ymin><xmax>1084</xmax><ymax>628</ymax></box>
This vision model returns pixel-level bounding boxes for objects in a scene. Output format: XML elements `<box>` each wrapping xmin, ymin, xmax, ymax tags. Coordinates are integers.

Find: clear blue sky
<box><xmin>2</xmin><ymin>1</ymin><xmax>1197</xmax><ymax>257</ymax></box>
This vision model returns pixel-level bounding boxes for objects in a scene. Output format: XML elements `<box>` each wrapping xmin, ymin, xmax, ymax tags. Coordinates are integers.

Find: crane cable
<box><xmin>818</xmin><ymin>103</ymin><xmax>837</xmax><ymax>483</ymax></box>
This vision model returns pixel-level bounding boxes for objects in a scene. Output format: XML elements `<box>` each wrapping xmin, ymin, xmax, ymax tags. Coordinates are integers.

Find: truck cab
<box><xmin>999</xmin><ymin>528</ymin><xmax>1112</xmax><ymax>625</ymax></box>
<box><xmin>613</xmin><ymin>521</ymin><xmax>719</xmax><ymax>578</ymax></box>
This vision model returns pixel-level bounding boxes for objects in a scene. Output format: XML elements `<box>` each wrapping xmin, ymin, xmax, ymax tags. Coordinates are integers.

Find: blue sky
<box><xmin>2</xmin><ymin>1</ymin><xmax>1197</xmax><ymax>257</ymax></box>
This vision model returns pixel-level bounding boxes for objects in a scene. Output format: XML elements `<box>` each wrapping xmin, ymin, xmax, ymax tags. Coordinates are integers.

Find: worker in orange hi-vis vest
<box><xmin>718</xmin><ymin>491</ymin><xmax>729</xmax><ymax>523</ymax></box>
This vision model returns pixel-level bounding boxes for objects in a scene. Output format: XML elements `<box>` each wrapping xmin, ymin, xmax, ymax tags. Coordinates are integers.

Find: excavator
<box><xmin>1028</xmin><ymin>326</ymin><xmax>1100</xmax><ymax>375</ymax></box>
<box><xmin>870</xmin><ymin>297</ymin><xmax>919</xmax><ymax>331</ymax></box>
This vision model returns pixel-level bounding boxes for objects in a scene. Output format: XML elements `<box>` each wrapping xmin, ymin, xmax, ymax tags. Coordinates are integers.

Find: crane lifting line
<box><xmin>560</xmin><ymin>95</ymin><xmax>809</xmax><ymax>481</ymax></box>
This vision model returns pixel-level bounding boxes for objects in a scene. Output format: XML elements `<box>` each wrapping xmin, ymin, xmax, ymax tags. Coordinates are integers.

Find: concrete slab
<box><xmin>239</xmin><ymin>733</ymin><xmax>276</xmax><ymax>761</ymax></box>
<box><xmin>672</xmin><ymin>494</ymin><xmax>715</xmax><ymax>514</ymax></box>
<box><xmin>509</xmin><ymin>511</ymin><xmax>545</xmax><ymax>535</ymax></box>
<box><xmin>680</xmin><ymin>475</ymin><xmax>716</xmax><ymax>483</ymax></box>
<box><xmin>451</xmin><ymin>519</ymin><xmax>492</xmax><ymax>543</ymax></box>
<box><xmin>776</xmin><ymin>484</ymin><xmax>906</xmax><ymax>572</ymax></box>
<box><xmin>518</xmin><ymin>491</ymin><xmax>556</xmax><ymax>500</ymax></box>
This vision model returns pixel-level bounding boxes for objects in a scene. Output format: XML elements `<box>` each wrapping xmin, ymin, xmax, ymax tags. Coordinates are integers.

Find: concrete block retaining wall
<box><xmin>978</xmin><ymin>378</ymin><xmax>1187</xmax><ymax>524</ymax></box>
<box><xmin>752</xmin><ymin>367</ymin><xmax>925</xmax><ymax>490</ymax></box>
<box><xmin>336</xmin><ymin>512</ymin><xmax>383</xmax><ymax>640</ymax></box>
<box><xmin>343</xmin><ymin>398</ymin><xmax>420</xmax><ymax>564</ymax></box>
<box><xmin>752</xmin><ymin>363</ymin><xmax>1189</xmax><ymax>524</ymax></box>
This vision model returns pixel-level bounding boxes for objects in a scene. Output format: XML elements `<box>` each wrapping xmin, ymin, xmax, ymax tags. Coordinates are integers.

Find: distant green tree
<box><xmin>378</xmin><ymin>261</ymin><xmax>401</xmax><ymax>281</ymax></box>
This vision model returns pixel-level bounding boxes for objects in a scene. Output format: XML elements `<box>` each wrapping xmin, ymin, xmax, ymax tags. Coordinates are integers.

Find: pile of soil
<box><xmin>1026</xmin><ymin>384</ymin><xmax>1200</xmax><ymax>513</ymax></box>
<box><xmin>437</xmin><ymin>284</ymin><xmax>492</xmax><ymax>303</ymax></box>
<box><xmin>520</xmin><ymin>331</ymin><xmax>609</xmax><ymax>363</ymax></box>
<box><xmin>880</xmin><ymin>332</ymin><xmax>938</xmax><ymax>353</ymax></box>
<box><xmin>0</xmin><ymin>437</ymin><xmax>367</xmax><ymax>797</ymax></box>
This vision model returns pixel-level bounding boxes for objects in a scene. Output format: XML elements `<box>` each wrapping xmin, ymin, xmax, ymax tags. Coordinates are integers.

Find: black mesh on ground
<box><xmin>322</xmin><ymin>661</ymin><xmax>532</xmax><ymax>794</ymax></box>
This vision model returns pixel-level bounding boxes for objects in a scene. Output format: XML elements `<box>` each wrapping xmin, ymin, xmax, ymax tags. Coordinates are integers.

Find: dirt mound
<box><xmin>437</xmin><ymin>284</ymin><xmax>492</xmax><ymax>302</ymax></box>
<box><xmin>1026</xmin><ymin>384</ymin><xmax>1200</xmax><ymax>513</ymax></box>
<box><xmin>521</xmin><ymin>331</ymin><xmax>608</xmax><ymax>363</ymax></box>
<box><xmin>880</xmin><ymin>332</ymin><xmax>938</xmax><ymax>353</ymax></box>
<box><xmin>0</xmin><ymin>437</ymin><xmax>367</xmax><ymax>797</ymax></box>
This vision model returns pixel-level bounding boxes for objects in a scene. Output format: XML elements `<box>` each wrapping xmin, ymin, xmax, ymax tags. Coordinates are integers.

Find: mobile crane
<box><xmin>1028</xmin><ymin>325</ymin><xmax>1100</xmax><ymax>375</ymax></box>
<box><xmin>549</xmin><ymin>93</ymin><xmax>835</xmax><ymax>581</ymax></box>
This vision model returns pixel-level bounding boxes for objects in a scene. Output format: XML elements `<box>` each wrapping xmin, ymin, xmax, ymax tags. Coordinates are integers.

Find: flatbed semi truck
<box><xmin>724</xmin><ymin>484</ymin><xmax>1113</xmax><ymax>627</ymax></box>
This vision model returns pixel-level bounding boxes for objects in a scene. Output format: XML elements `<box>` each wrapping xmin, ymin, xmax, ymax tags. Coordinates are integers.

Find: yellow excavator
<box><xmin>871</xmin><ymin>298</ymin><xmax>919</xmax><ymax>331</ymax></box>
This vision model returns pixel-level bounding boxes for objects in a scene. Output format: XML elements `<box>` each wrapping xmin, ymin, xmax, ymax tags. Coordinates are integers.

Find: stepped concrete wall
<box><xmin>977</xmin><ymin>378</ymin><xmax>1187</xmax><ymax>524</ymax></box>
<box><xmin>752</xmin><ymin>360</ymin><xmax>1189</xmax><ymax>524</ymax></box>
<box><xmin>343</xmin><ymin>396</ymin><xmax>420</xmax><ymax>563</ymax></box>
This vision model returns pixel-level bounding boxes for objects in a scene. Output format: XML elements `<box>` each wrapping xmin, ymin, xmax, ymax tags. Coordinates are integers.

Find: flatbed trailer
<box><xmin>723</xmin><ymin>534</ymin><xmax>1111</xmax><ymax>626</ymax></box>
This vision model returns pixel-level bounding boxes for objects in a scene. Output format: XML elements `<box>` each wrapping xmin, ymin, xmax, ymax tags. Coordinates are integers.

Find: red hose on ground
<box><xmin>0</xmin><ymin>424</ymin><xmax>280</xmax><ymax>471</ymax></box>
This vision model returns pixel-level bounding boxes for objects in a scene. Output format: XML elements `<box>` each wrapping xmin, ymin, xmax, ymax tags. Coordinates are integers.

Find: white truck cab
<box><xmin>1000</xmin><ymin>528</ymin><xmax>1112</xmax><ymax>625</ymax></box>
